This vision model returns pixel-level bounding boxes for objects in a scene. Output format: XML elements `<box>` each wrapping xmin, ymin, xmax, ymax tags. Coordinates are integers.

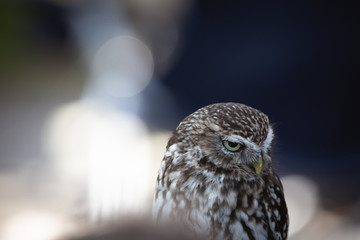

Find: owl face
<box><xmin>196</xmin><ymin>125</ymin><xmax>273</xmax><ymax>178</ymax></box>
<box><xmin>172</xmin><ymin>103</ymin><xmax>274</xmax><ymax>179</ymax></box>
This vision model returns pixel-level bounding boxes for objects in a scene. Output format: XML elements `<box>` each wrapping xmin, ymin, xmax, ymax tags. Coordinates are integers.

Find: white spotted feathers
<box><xmin>153</xmin><ymin>103</ymin><xmax>288</xmax><ymax>240</ymax></box>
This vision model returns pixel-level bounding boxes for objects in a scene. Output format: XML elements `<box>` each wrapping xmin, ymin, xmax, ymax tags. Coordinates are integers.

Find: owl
<box><xmin>152</xmin><ymin>103</ymin><xmax>289</xmax><ymax>240</ymax></box>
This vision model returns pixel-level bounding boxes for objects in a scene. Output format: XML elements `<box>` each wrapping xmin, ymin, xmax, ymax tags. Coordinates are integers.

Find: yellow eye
<box><xmin>223</xmin><ymin>140</ymin><xmax>242</xmax><ymax>152</ymax></box>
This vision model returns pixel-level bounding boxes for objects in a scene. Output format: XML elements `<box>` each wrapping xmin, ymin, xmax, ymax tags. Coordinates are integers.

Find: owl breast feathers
<box><xmin>153</xmin><ymin>103</ymin><xmax>289</xmax><ymax>240</ymax></box>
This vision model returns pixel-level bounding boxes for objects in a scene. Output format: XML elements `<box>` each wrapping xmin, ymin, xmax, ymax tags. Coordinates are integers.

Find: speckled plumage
<box><xmin>153</xmin><ymin>103</ymin><xmax>288</xmax><ymax>240</ymax></box>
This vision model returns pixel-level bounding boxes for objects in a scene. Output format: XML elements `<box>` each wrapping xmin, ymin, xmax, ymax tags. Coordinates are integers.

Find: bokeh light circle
<box><xmin>282</xmin><ymin>174</ymin><xmax>319</xmax><ymax>237</ymax></box>
<box><xmin>93</xmin><ymin>35</ymin><xmax>154</xmax><ymax>98</ymax></box>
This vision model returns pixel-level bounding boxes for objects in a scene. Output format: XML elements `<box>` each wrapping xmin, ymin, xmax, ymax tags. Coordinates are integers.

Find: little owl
<box><xmin>153</xmin><ymin>103</ymin><xmax>288</xmax><ymax>240</ymax></box>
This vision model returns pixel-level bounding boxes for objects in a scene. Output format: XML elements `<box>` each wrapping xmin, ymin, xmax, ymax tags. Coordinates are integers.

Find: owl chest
<box><xmin>180</xmin><ymin>180</ymin><xmax>269</xmax><ymax>240</ymax></box>
<box><xmin>154</xmin><ymin>169</ymin><xmax>277</xmax><ymax>239</ymax></box>
<box><xmin>159</xmin><ymin>175</ymin><xmax>267</xmax><ymax>239</ymax></box>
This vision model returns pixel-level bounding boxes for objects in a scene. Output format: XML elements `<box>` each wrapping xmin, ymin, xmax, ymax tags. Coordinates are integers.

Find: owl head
<box><xmin>167</xmin><ymin>103</ymin><xmax>274</xmax><ymax>179</ymax></box>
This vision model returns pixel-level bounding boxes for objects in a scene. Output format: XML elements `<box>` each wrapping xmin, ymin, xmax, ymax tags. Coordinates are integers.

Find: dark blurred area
<box><xmin>68</xmin><ymin>220</ymin><xmax>204</xmax><ymax>240</ymax></box>
<box><xmin>162</xmin><ymin>0</ymin><xmax>360</xmax><ymax>207</ymax></box>
<box><xmin>0</xmin><ymin>0</ymin><xmax>359</xmax><ymax>239</ymax></box>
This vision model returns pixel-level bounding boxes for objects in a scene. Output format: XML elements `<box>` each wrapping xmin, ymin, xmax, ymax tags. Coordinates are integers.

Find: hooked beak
<box><xmin>252</xmin><ymin>156</ymin><xmax>263</xmax><ymax>175</ymax></box>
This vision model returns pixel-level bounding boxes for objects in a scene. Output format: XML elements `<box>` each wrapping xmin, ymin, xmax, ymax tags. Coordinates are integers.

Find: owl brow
<box><xmin>262</xmin><ymin>126</ymin><xmax>274</xmax><ymax>152</ymax></box>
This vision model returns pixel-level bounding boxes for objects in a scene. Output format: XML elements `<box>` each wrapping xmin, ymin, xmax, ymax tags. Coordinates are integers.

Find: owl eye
<box><xmin>223</xmin><ymin>140</ymin><xmax>242</xmax><ymax>152</ymax></box>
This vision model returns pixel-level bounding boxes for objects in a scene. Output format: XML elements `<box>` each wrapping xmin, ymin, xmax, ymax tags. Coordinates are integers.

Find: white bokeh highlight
<box><xmin>92</xmin><ymin>35</ymin><xmax>154</xmax><ymax>98</ymax></box>
<box><xmin>45</xmin><ymin>101</ymin><xmax>152</xmax><ymax>220</ymax></box>
<box><xmin>282</xmin><ymin>174</ymin><xmax>319</xmax><ymax>237</ymax></box>
<box><xmin>2</xmin><ymin>210</ymin><xmax>71</xmax><ymax>240</ymax></box>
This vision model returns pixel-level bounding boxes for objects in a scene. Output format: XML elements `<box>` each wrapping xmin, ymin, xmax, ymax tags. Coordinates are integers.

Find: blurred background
<box><xmin>0</xmin><ymin>0</ymin><xmax>359</xmax><ymax>239</ymax></box>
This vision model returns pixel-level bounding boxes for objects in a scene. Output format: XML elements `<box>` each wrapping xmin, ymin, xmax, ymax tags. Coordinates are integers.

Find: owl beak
<box><xmin>252</xmin><ymin>156</ymin><xmax>263</xmax><ymax>175</ymax></box>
